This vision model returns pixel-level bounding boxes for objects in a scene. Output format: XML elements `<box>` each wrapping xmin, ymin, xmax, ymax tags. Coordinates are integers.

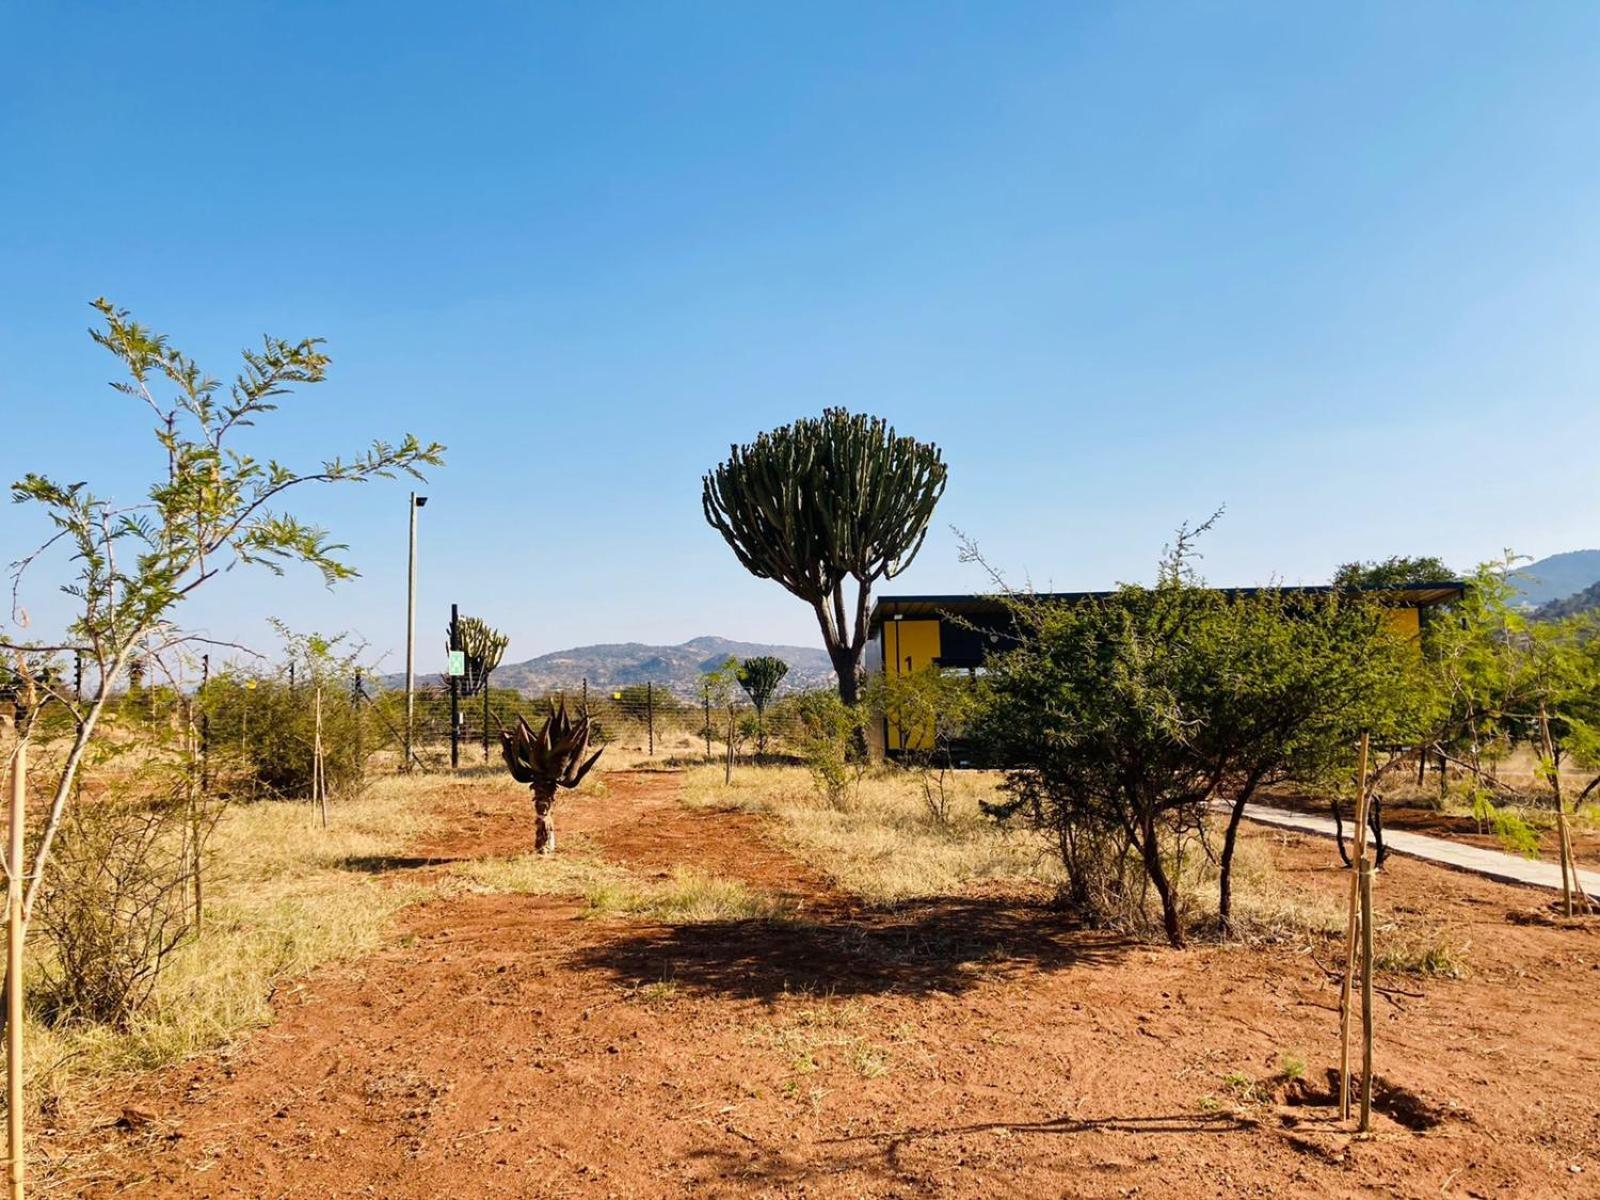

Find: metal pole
<box><xmin>449</xmin><ymin>603</ymin><xmax>460</xmax><ymax>770</ymax></box>
<box><xmin>647</xmin><ymin>681</ymin><xmax>654</xmax><ymax>757</ymax></box>
<box><xmin>405</xmin><ymin>492</ymin><xmax>421</xmax><ymax>773</ymax></box>
<box><xmin>353</xmin><ymin>668</ymin><xmax>366</xmax><ymax>778</ymax></box>
<box><xmin>483</xmin><ymin>672</ymin><xmax>492</xmax><ymax>763</ymax></box>
<box><xmin>704</xmin><ymin>686</ymin><xmax>712</xmax><ymax>761</ymax></box>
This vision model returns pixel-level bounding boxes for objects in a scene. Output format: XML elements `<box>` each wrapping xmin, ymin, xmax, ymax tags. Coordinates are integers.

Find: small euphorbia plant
<box><xmin>499</xmin><ymin>703</ymin><xmax>604</xmax><ymax>854</ymax></box>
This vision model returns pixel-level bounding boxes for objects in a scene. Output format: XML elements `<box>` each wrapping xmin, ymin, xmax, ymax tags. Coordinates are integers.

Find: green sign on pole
<box><xmin>447</xmin><ymin>650</ymin><xmax>466</xmax><ymax>677</ymax></box>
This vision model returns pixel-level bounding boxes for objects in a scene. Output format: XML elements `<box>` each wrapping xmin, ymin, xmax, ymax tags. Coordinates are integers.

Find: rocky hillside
<box><xmin>1511</xmin><ymin>550</ymin><xmax>1600</xmax><ymax>609</ymax></box>
<box><xmin>386</xmin><ymin>636</ymin><xmax>835</xmax><ymax>699</ymax></box>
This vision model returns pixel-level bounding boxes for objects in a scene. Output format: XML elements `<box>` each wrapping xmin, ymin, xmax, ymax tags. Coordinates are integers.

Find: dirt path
<box><xmin>66</xmin><ymin>769</ymin><xmax>1600</xmax><ymax>1198</ymax></box>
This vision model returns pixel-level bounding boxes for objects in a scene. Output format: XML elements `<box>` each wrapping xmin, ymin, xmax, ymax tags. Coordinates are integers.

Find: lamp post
<box><xmin>405</xmin><ymin>492</ymin><xmax>428</xmax><ymax>772</ymax></box>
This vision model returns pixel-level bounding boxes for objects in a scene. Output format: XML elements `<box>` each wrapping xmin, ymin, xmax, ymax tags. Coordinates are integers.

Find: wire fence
<box><xmin>394</xmin><ymin>679</ymin><xmax>819</xmax><ymax>770</ymax></box>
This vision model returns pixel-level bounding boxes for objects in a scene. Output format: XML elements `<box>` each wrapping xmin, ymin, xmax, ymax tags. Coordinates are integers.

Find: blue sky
<box><xmin>4</xmin><ymin>3</ymin><xmax>1598</xmax><ymax>672</ymax></box>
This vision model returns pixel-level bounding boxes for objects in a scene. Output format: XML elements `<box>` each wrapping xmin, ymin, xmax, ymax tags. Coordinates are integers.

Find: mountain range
<box><xmin>1510</xmin><ymin>549</ymin><xmax>1600</xmax><ymax>611</ymax></box>
<box><xmin>386</xmin><ymin>636</ymin><xmax>836</xmax><ymax>699</ymax></box>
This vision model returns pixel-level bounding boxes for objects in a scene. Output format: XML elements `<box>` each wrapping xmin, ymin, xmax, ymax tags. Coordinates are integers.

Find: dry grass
<box><xmin>681</xmin><ymin>763</ymin><xmax>1062</xmax><ymax>905</ymax></box>
<box><xmin>459</xmin><ymin>844</ymin><xmax>794</xmax><ymax>922</ymax></box>
<box><xmin>683</xmin><ymin>762</ymin><xmax>1351</xmax><ymax>945</ymax></box>
<box><xmin>22</xmin><ymin>772</ymin><xmax>447</xmax><ymax>1114</ymax></box>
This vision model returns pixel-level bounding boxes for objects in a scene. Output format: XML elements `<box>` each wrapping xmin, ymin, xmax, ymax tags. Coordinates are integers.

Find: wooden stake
<box><xmin>314</xmin><ymin>688</ymin><xmax>328</xmax><ymax>828</ymax></box>
<box><xmin>1359</xmin><ymin>859</ymin><xmax>1375</xmax><ymax>1132</ymax></box>
<box><xmin>1338</xmin><ymin>733</ymin><xmax>1371</xmax><ymax>1121</ymax></box>
<box><xmin>1539</xmin><ymin>705</ymin><xmax>1572</xmax><ymax>918</ymax></box>
<box><xmin>7</xmin><ymin>724</ymin><xmax>27</xmax><ymax>1200</ymax></box>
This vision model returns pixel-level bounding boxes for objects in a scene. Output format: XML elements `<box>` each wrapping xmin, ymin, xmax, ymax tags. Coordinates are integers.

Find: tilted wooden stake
<box><xmin>1338</xmin><ymin>732</ymin><xmax>1371</xmax><ymax>1123</ymax></box>
<box><xmin>1359</xmin><ymin>857</ymin><xmax>1375</xmax><ymax>1132</ymax></box>
<box><xmin>8</xmin><ymin>723</ymin><xmax>26</xmax><ymax>1200</ymax></box>
<box><xmin>1539</xmin><ymin>705</ymin><xmax>1574</xmax><ymax>918</ymax></box>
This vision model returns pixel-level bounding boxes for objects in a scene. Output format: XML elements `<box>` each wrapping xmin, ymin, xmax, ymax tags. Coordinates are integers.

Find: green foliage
<box><xmin>1470</xmin><ymin>791</ymin><xmax>1542</xmax><ymax>858</ymax></box>
<box><xmin>791</xmin><ymin>689</ymin><xmax>867</xmax><ymax>807</ymax></box>
<box><xmin>975</xmin><ymin>520</ymin><xmax>1425</xmax><ymax>945</ymax></box>
<box><xmin>865</xmin><ymin>666</ymin><xmax>978</xmax><ymax>822</ymax></box>
<box><xmin>8</xmin><ymin>298</ymin><xmax>443</xmax><ymax>921</ymax></box>
<box><xmin>1332</xmin><ymin>555</ymin><xmax>1456</xmax><ymax>589</ymax></box>
<box><xmin>201</xmin><ymin>626</ymin><xmax>373</xmax><ymax>802</ymax></box>
<box><xmin>702</xmin><ymin>410</ymin><xmax>947</xmax><ymax>703</ymax></box>
<box><xmin>1428</xmin><ymin>555</ymin><xmax>1600</xmax><ymax>806</ymax></box>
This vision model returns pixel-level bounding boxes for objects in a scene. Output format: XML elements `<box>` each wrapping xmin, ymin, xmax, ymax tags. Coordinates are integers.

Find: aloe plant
<box><xmin>499</xmin><ymin>703</ymin><xmax>603</xmax><ymax>854</ymax></box>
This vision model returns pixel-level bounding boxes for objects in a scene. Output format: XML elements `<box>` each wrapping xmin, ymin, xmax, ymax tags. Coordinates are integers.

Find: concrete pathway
<box><xmin>1242</xmin><ymin>802</ymin><xmax>1600</xmax><ymax>903</ymax></box>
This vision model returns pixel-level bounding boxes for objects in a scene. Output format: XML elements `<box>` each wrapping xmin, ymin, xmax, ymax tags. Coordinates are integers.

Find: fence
<box><xmin>393</xmin><ymin>678</ymin><xmax>819</xmax><ymax>770</ymax></box>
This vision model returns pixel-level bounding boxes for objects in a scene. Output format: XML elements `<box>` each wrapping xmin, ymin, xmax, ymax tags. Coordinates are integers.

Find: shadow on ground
<box><xmin>335</xmin><ymin>854</ymin><xmax>465</xmax><ymax>873</ymax></box>
<box><xmin>568</xmin><ymin>894</ymin><xmax>1131</xmax><ymax>1000</ymax></box>
<box><xmin>679</xmin><ymin>1111</ymin><xmax>1249</xmax><ymax>1190</ymax></box>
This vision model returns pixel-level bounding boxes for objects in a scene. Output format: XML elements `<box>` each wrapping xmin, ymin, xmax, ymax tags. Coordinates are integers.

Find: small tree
<box><xmin>792</xmin><ymin>689</ymin><xmax>867</xmax><ymax>808</ymax></box>
<box><xmin>4</xmin><ymin>300</ymin><xmax>442</xmax><ymax>1179</ymax></box>
<box><xmin>976</xmin><ymin>521</ymin><xmax>1426</xmax><ymax>945</ymax></box>
<box><xmin>499</xmin><ymin>703</ymin><xmax>604</xmax><ymax>854</ymax></box>
<box><xmin>703</xmin><ymin>410</ymin><xmax>947</xmax><ymax>706</ymax></box>
<box><xmin>866</xmin><ymin>665</ymin><xmax>977</xmax><ymax>823</ymax></box>
<box><xmin>736</xmin><ymin>655</ymin><xmax>788</xmax><ymax>755</ymax></box>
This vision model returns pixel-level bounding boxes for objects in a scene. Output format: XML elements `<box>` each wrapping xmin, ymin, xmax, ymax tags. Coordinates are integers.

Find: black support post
<box><xmin>449</xmin><ymin>603</ymin><xmax>461</xmax><ymax>770</ymax></box>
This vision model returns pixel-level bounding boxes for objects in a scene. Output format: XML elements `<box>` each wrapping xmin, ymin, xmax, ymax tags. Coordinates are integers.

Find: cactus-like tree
<box><xmin>452</xmin><ymin>616</ymin><xmax>508</xmax><ymax>696</ymax></box>
<box><xmin>737</xmin><ymin>655</ymin><xmax>788</xmax><ymax>755</ymax></box>
<box><xmin>703</xmin><ymin>410</ymin><xmax>947</xmax><ymax>704</ymax></box>
<box><xmin>499</xmin><ymin>703</ymin><xmax>604</xmax><ymax>854</ymax></box>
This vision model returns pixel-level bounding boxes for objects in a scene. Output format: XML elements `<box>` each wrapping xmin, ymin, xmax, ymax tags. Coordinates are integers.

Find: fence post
<box><xmin>703</xmin><ymin>686</ymin><xmax>712</xmax><ymax>761</ymax></box>
<box><xmin>449</xmin><ymin>604</ymin><xmax>461</xmax><ymax>770</ymax></box>
<box><xmin>647</xmin><ymin>681</ymin><xmax>654</xmax><ymax>757</ymax></box>
<box><xmin>483</xmin><ymin>673</ymin><xmax>492</xmax><ymax>764</ymax></box>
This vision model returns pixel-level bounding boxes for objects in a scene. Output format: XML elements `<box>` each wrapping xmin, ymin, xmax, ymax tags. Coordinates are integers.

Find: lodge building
<box><xmin>865</xmin><ymin>583</ymin><xmax>1467</xmax><ymax>755</ymax></box>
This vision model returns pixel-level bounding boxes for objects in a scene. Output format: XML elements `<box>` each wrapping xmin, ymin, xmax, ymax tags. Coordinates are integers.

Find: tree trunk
<box><xmin>829</xmin><ymin>645</ymin><xmax>862</xmax><ymax>707</ymax></box>
<box><xmin>1218</xmin><ymin>796</ymin><xmax>1249</xmax><ymax>935</ymax></box>
<box><xmin>1136</xmin><ymin>812</ymin><xmax>1185</xmax><ymax>948</ymax></box>
<box><xmin>532</xmin><ymin>787</ymin><xmax>556</xmax><ymax>855</ymax></box>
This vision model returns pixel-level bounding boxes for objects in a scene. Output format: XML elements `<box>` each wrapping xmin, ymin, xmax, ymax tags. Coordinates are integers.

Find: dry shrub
<box><xmin>35</xmin><ymin>791</ymin><xmax>201</xmax><ymax>1030</ymax></box>
<box><xmin>24</xmin><ymin>772</ymin><xmax>443</xmax><ymax>1116</ymax></box>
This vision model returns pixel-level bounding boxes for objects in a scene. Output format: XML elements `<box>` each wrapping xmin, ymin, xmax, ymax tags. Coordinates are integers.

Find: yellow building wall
<box><xmin>884</xmin><ymin>619</ymin><xmax>941</xmax><ymax>751</ymax></box>
<box><xmin>1383</xmin><ymin>607</ymin><xmax>1421</xmax><ymax>642</ymax></box>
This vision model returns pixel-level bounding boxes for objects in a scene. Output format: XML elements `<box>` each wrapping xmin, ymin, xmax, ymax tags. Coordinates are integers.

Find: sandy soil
<box><xmin>49</xmin><ymin>768</ymin><xmax>1600</xmax><ymax>1199</ymax></box>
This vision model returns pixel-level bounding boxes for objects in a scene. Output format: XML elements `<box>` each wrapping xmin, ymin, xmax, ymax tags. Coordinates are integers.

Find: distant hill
<box><xmin>383</xmin><ymin>636</ymin><xmax>835</xmax><ymax>699</ymax></box>
<box><xmin>1536</xmin><ymin>578</ymin><xmax>1600</xmax><ymax>621</ymax></box>
<box><xmin>1509</xmin><ymin>550</ymin><xmax>1600</xmax><ymax>609</ymax></box>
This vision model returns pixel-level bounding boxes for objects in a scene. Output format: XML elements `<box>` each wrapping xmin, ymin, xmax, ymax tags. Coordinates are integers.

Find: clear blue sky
<box><xmin>4</xmin><ymin>3</ymin><xmax>1598</xmax><ymax>672</ymax></box>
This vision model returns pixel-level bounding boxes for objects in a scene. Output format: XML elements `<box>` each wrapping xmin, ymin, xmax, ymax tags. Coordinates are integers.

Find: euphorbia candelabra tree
<box><xmin>499</xmin><ymin>703</ymin><xmax>604</xmax><ymax>854</ymax></box>
<box><xmin>703</xmin><ymin>409</ymin><xmax>947</xmax><ymax>705</ymax></box>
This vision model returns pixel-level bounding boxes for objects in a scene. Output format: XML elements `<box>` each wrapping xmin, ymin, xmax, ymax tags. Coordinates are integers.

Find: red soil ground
<box><xmin>52</xmin><ymin>769</ymin><xmax>1600</xmax><ymax>1198</ymax></box>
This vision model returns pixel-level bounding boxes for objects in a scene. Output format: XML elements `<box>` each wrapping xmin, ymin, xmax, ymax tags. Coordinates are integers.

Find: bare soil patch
<box><xmin>52</xmin><ymin>769</ymin><xmax>1600</xmax><ymax>1198</ymax></box>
